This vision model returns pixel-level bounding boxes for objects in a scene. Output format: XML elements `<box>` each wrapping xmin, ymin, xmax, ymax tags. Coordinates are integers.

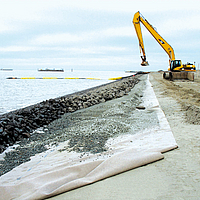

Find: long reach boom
<box><xmin>132</xmin><ymin>11</ymin><xmax>195</xmax><ymax>78</ymax></box>
<box><xmin>133</xmin><ymin>11</ymin><xmax>175</xmax><ymax>66</ymax></box>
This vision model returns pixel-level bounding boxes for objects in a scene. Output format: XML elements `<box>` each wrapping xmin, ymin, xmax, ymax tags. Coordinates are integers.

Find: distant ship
<box><xmin>38</xmin><ymin>68</ymin><xmax>64</xmax><ymax>72</ymax></box>
<box><xmin>125</xmin><ymin>70</ymin><xmax>136</xmax><ymax>73</ymax></box>
<box><xmin>0</xmin><ymin>68</ymin><xmax>13</xmax><ymax>71</ymax></box>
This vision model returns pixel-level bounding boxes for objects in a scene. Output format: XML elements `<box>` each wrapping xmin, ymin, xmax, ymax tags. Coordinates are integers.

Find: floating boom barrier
<box><xmin>6</xmin><ymin>77</ymin><xmax>123</xmax><ymax>80</ymax></box>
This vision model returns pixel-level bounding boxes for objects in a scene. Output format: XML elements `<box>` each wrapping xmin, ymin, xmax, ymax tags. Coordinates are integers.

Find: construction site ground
<box><xmin>48</xmin><ymin>71</ymin><xmax>200</xmax><ymax>200</ymax></box>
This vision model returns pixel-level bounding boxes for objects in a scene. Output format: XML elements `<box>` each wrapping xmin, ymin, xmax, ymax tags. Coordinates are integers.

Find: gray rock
<box><xmin>0</xmin><ymin>75</ymin><xmax>141</xmax><ymax>153</ymax></box>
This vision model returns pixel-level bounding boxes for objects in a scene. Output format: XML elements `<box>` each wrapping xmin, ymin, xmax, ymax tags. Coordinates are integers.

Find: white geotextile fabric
<box><xmin>0</xmin><ymin>75</ymin><xmax>178</xmax><ymax>200</ymax></box>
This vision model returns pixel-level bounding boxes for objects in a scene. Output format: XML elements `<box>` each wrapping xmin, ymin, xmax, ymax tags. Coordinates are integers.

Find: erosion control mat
<box><xmin>0</xmin><ymin>75</ymin><xmax>177</xmax><ymax>200</ymax></box>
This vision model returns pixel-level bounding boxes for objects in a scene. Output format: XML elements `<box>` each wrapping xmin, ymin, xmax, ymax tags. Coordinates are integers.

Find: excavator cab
<box><xmin>170</xmin><ymin>60</ymin><xmax>182</xmax><ymax>71</ymax></box>
<box><xmin>170</xmin><ymin>60</ymin><xmax>196</xmax><ymax>71</ymax></box>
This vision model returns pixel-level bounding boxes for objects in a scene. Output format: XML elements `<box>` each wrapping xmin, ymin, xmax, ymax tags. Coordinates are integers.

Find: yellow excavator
<box><xmin>133</xmin><ymin>11</ymin><xmax>196</xmax><ymax>80</ymax></box>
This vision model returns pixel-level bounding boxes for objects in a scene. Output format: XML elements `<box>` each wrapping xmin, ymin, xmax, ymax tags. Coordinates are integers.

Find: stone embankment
<box><xmin>0</xmin><ymin>75</ymin><xmax>140</xmax><ymax>153</ymax></box>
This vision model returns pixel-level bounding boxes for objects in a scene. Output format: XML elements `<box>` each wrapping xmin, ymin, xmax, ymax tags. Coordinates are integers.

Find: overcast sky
<box><xmin>0</xmin><ymin>0</ymin><xmax>199</xmax><ymax>71</ymax></box>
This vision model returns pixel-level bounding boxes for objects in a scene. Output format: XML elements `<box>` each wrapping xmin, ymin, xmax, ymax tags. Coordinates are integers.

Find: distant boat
<box><xmin>125</xmin><ymin>70</ymin><xmax>136</xmax><ymax>73</ymax></box>
<box><xmin>38</xmin><ymin>68</ymin><xmax>64</xmax><ymax>72</ymax></box>
<box><xmin>0</xmin><ymin>68</ymin><xmax>13</xmax><ymax>71</ymax></box>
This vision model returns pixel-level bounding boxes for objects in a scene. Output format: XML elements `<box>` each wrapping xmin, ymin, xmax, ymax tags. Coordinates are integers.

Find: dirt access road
<box><xmin>150</xmin><ymin>72</ymin><xmax>200</xmax><ymax>125</ymax></box>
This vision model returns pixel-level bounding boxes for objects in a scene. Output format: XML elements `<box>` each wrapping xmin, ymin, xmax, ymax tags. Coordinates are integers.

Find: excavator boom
<box><xmin>133</xmin><ymin>11</ymin><xmax>196</xmax><ymax>80</ymax></box>
<box><xmin>133</xmin><ymin>11</ymin><xmax>175</xmax><ymax>66</ymax></box>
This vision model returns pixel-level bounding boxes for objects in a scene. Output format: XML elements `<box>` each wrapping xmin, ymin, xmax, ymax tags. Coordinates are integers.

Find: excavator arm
<box><xmin>132</xmin><ymin>12</ymin><xmax>148</xmax><ymax>66</ymax></box>
<box><xmin>133</xmin><ymin>11</ymin><xmax>175</xmax><ymax>66</ymax></box>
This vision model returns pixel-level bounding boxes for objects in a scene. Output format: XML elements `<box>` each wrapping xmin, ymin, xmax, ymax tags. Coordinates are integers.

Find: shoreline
<box><xmin>1</xmin><ymin>72</ymin><xmax>200</xmax><ymax>199</ymax></box>
<box><xmin>0</xmin><ymin>74</ymin><xmax>141</xmax><ymax>175</ymax></box>
<box><xmin>0</xmin><ymin>74</ymin><xmax>137</xmax><ymax>154</ymax></box>
<box><xmin>0</xmin><ymin>73</ymin><xmax>178</xmax><ymax>200</ymax></box>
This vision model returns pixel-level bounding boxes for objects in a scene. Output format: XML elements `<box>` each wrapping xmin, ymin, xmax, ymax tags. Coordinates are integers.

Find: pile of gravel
<box><xmin>0</xmin><ymin>74</ymin><xmax>159</xmax><ymax>176</ymax></box>
<box><xmin>184</xmin><ymin>105</ymin><xmax>200</xmax><ymax>125</ymax></box>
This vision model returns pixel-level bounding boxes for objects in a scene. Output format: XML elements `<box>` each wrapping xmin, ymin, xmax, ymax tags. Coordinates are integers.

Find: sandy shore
<box><xmin>48</xmin><ymin>72</ymin><xmax>200</xmax><ymax>200</ymax></box>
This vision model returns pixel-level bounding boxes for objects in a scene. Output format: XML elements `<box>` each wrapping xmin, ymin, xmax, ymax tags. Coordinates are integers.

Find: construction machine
<box><xmin>133</xmin><ymin>11</ymin><xmax>196</xmax><ymax>80</ymax></box>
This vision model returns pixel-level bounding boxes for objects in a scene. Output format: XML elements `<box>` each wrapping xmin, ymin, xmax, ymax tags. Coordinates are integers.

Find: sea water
<box><xmin>0</xmin><ymin>69</ymin><xmax>134</xmax><ymax>114</ymax></box>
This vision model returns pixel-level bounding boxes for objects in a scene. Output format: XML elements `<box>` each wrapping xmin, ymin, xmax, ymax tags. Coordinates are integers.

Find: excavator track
<box><xmin>163</xmin><ymin>71</ymin><xmax>195</xmax><ymax>81</ymax></box>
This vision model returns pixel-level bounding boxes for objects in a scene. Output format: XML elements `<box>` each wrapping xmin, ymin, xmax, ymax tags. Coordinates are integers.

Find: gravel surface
<box><xmin>0</xmin><ymin>74</ymin><xmax>138</xmax><ymax>153</ymax></box>
<box><xmin>0</xmin><ymin>74</ymin><xmax>159</xmax><ymax>176</ymax></box>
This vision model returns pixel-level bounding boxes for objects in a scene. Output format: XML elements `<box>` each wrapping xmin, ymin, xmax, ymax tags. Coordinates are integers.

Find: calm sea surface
<box><xmin>0</xmin><ymin>70</ymin><xmax>134</xmax><ymax>114</ymax></box>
